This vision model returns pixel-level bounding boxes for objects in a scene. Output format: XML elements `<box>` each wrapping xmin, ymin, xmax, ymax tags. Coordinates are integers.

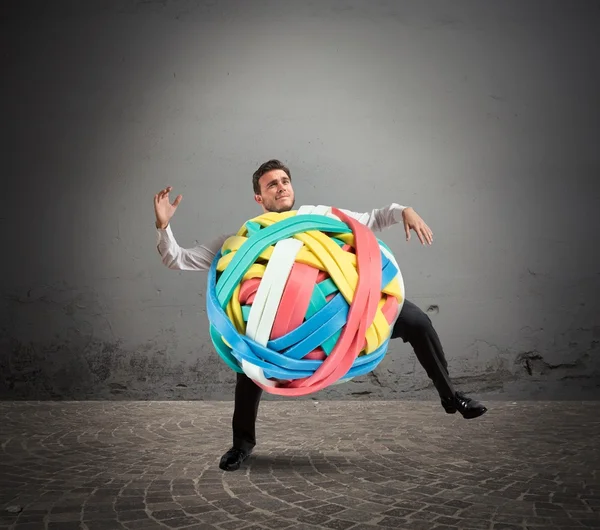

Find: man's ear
<box><xmin>254</xmin><ymin>194</ymin><xmax>262</xmax><ymax>204</ymax></box>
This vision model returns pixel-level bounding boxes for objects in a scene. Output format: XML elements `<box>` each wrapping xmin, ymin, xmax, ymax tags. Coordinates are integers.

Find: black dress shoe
<box><xmin>219</xmin><ymin>447</ymin><xmax>252</xmax><ymax>471</ymax></box>
<box><xmin>441</xmin><ymin>391</ymin><xmax>487</xmax><ymax>419</ymax></box>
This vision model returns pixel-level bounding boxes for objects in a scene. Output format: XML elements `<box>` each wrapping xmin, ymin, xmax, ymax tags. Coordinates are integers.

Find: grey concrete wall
<box><xmin>2</xmin><ymin>0</ymin><xmax>599</xmax><ymax>400</ymax></box>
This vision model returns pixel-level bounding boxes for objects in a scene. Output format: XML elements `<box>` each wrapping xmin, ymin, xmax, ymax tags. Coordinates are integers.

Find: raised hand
<box><xmin>154</xmin><ymin>186</ymin><xmax>182</xmax><ymax>229</ymax></box>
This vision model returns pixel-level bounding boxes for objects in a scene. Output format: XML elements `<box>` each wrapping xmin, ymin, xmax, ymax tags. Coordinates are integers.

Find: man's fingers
<box><xmin>422</xmin><ymin>228</ymin><xmax>432</xmax><ymax>245</ymax></box>
<box><xmin>404</xmin><ymin>213</ymin><xmax>434</xmax><ymax>245</ymax></box>
<box><xmin>172</xmin><ymin>194</ymin><xmax>183</xmax><ymax>207</ymax></box>
<box><xmin>157</xmin><ymin>186</ymin><xmax>173</xmax><ymax>201</ymax></box>
<box><xmin>424</xmin><ymin>225</ymin><xmax>434</xmax><ymax>244</ymax></box>
<box><xmin>420</xmin><ymin>226</ymin><xmax>432</xmax><ymax>245</ymax></box>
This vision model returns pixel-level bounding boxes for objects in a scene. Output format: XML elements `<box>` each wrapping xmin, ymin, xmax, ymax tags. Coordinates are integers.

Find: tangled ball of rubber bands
<box><xmin>206</xmin><ymin>205</ymin><xmax>405</xmax><ymax>396</ymax></box>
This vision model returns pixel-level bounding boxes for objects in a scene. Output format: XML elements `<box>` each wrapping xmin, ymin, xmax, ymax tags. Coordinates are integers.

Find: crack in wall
<box><xmin>515</xmin><ymin>350</ymin><xmax>586</xmax><ymax>378</ymax></box>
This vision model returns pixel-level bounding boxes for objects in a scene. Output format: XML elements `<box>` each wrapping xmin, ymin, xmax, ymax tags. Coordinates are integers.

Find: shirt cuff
<box><xmin>392</xmin><ymin>203</ymin><xmax>408</xmax><ymax>223</ymax></box>
<box><xmin>155</xmin><ymin>223</ymin><xmax>174</xmax><ymax>246</ymax></box>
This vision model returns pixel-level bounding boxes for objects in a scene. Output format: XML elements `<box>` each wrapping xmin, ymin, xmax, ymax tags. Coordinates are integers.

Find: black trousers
<box><xmin>232</xmin><ymin>299</ymin><xmax>455</xmax><ymax>452</ymax></box>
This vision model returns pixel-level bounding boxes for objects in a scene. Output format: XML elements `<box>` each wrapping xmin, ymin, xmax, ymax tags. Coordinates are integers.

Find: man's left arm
<box><xmin>339</xmin><ymin>203</ymin><xmax>434</xmax><ymax>245</ymax></box>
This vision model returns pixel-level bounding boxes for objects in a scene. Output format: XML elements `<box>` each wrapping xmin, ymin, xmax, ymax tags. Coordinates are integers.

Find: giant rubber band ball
<box><xmin>206</xmin><ymin>205</ymin><xmax>405</xmax><ymax>397</ymax></box>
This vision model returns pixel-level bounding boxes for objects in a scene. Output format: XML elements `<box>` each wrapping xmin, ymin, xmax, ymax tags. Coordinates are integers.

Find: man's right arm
<box><xmin>156</xmin><ymin>223</ymin><xmax>231</xmax><ymax>271</ymax></box>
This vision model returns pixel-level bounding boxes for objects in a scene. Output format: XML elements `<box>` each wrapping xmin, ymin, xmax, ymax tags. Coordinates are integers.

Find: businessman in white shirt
<box><xmin>154</xmin><ymin>159</ymin><xmax>487</xmax><ymax>472</ymax></box>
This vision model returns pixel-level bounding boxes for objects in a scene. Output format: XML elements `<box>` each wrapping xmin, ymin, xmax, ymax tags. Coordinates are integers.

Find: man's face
<box><xmin>254</xmin><ymin>169</ymin><xmax>295</xmax><ymax>213</ymax></box>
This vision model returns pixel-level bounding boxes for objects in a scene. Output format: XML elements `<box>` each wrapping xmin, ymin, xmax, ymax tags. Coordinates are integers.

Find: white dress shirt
<box><xmin>156</xmin><ymin>203</ymin><xmax>407</xmax><ymax>271</ymax></box>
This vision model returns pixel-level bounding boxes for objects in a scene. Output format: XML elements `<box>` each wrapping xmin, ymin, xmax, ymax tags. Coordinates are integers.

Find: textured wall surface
<box><xmin>2</xmin><ymin>0</ymin><xmax>599</xmax><ymax>400</ymax></box>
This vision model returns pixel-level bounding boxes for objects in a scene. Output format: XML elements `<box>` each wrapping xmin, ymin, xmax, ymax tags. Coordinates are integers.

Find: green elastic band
<box><xmin>245</xmin><ymin>221</ymin><xmax>262</xmax><ymax>237</ymax></box>
<box><xmin>216</xmin><ymin>214</ymin><xmax>351</xmax><ymax>309</ymax></box>
<box><xmin>242</xmin><ymin>305</ymin><xmax>251</xmax><ymax>321</ymax></box>
<box><xmin>305</xmin><ymin>278</ymin><xmax>342</xmax><ymax>355</ymax></box>
<box><xmin>210</xmin><ymin>324</ymin><xmax>243</xmax><ymax>373</ymax></box>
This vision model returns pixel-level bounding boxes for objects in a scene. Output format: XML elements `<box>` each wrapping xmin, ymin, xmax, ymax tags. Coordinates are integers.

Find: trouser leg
<box><xmin>232</xmin><ymin>371</ymin><xmax>263</xmax><ymax>451</ymax></box>
<box><xmin>391</xmin><ymin>300</ymin><xmax>455</xmax><ymax>398</ymax></box>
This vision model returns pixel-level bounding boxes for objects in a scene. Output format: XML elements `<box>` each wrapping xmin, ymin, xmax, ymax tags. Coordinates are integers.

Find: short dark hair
<box><xmin>252</xmin><ymin>159</ymin><xmax>291</xmax><ymax>194</ymax></box>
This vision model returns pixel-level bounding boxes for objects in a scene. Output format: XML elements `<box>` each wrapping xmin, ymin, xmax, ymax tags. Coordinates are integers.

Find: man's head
<box><xmin>252</xmin><ymin>159</ymin><xmax>295</xmax><ymax>213</ymax></box>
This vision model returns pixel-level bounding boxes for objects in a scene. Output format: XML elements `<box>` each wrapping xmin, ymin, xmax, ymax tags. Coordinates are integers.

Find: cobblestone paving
<box><xmin>0</xmin><ymin>401</ymin><xmax>599</xmax><ymax>530</ymax></box>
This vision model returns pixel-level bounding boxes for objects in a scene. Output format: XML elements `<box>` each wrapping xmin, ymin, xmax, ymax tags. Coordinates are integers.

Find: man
<box><xmin>154</xmin><ymin>159</ymin><xmax>487</xmax><ymax>472</ymax></box>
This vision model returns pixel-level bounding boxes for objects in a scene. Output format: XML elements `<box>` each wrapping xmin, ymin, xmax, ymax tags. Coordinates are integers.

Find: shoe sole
<box><xmin>219</xmin><ymin>463</ymin><xmax>241</xmax><ymax>471</ymax></box>
<box><xmin>444</xmin><ymin>407</ymin><xmax>488</xmax><ymax>418</ymax></box>
<box><xmin>462</xmin><ymin>407</ymin><xmax>488</xmax><ymax>419</ymax></box>
<box><xmin>218</xmin><ymin>453</ymin><xmax>251</xmax><ymax>472</ymax></box>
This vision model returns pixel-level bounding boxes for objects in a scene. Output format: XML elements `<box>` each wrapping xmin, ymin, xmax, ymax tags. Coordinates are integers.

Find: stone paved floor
<box><xmin>0</xmin><ymin>401</ymin><xmax>599</xmax><ymax>530</ymax></box>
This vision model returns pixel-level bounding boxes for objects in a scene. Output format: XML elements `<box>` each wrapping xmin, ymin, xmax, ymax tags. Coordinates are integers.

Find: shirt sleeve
<box><xmin>155</xmin><ymin>223</ymin><xmax>231</xmax><ymax>271</ymax></box>
<box><xmin>337</xmin><ymin>203</ymin><xmax>408</xmax><ymax>232</ymax></box>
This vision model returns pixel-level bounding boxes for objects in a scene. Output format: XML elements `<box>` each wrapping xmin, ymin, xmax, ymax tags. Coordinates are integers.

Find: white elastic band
<box><xmin>243</xmin><ymin>237</ymin><xmax>304</xmax><ymax>386</ymax></box>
